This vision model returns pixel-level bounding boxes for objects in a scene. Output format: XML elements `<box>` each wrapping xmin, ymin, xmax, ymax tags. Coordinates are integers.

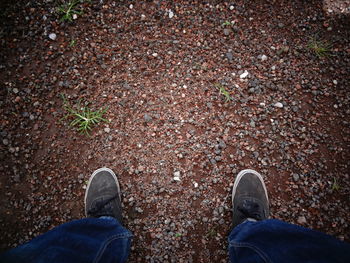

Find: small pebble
<box><xmin>173</xmin><ymin>171</ymin><xmax>181</xmax><ymax>181</ymax></box>
<box><xmin>274</xmin><ymin>102</ymin><xmax>284</xmax><ymax>108</ymax></box>
<box><xmin>48</xmin><ymin>33</ymin><xmax>57</xmax><ymax>40</ymax></box>
<box><xmin>297</xmin><ymin>216</ymin><xmax>307</xmax><ymax>225</ymax></box>
<box><xmin>240</xmin><ymin>71</ymin><xmax>249</xmax><ymax>79</ymax></box>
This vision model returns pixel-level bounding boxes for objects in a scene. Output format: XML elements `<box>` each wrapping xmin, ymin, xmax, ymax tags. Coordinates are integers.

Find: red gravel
<box><xmin>0</xmin><ymin>0</ymin><xmax>349</xmax><ymax>262</ymax></box>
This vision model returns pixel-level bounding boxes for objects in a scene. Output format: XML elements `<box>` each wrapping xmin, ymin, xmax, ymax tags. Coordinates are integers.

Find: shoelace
<box><xmin>87</xmin><ymin>194</ymin><xmax>118</xmax><ymax>217</ymax></box>
<box><xmin>237</xmin><ymin>200</ymin><xmax>262</xmax><ymax>220</ymax></box>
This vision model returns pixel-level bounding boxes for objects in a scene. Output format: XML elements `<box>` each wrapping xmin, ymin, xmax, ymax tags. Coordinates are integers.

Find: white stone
<box><xmin>274</xmin><ymin>102</ymin><xmax>284</xmax><ymax>108</ymax></box>
<box><xmin>169</xmin><ymin>10</ymin><xmax>174</xmax><ymax>19</ymax></box>
<box><xmin>152</xmin><ymin>53</ymin><xmax>158</xmax><ymax>57</ymax></box>
<box><xmin>261</xmin><ymin>55</ymin><xmax>267</xmax><ymax>61</ymax></box>
<box><xmin>193</xmin><ymin>182</ymin><xmax>198</xmax><ymax>188</ymax></box>
<box><xmin>229</xmin><ymin>5</ymin><xmax>234</xmax><ymax>10</ymax></box>
<box><xmin>173</xmin><ymin>171</ymin><xmax>181</xmax><ymax>181</ymax></box>
<box><xmin>72</xmin><ymin>14</ymin><xmax>78</xmax><ymax>20</ymax></box>
<box><xmin>49</xmin><ymin>33</ymin><xmax>57</xmax><ymax>40</ymax></box>
<box><xmin>129</xmin><ymin>4</ymin><xmax>133</xmax><ymax>9</ymax></box>
<box><xmin>333</xmin><ymin>80</ymin><xmax>338</xmax><ymax>85</ymax></box>
<box><xmin>297</xmin><ymin>216</ymin><xmax>307</xmax><ymax>224</ymax></box>
<box><xmin>104</xmin><ymin>127</ymin><xmax>111</xmax><ymax>133</ymax></box>
<box><xmin>240</xmin><ymin>71</ymin><xmax>249</xmax><ymax>79</ymax></box>
<box><xmin>173</xmin><ymin>176</ymin><xmax>181</xmax><ymax>181</ymax></box>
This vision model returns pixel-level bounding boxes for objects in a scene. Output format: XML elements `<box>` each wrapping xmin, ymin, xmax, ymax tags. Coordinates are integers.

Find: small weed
<box><xmin>57</xmin><ymin>0</ymin><xmax>82</xmax><ymax>22</ymax></box>
<box><xmin>308</xmin><ymin>36</ymin><xmax>332</xmax><ymax>58</ymax></box>
<box><xmin>69</xmin><ymin>39</ymin><xmax>77</xmax><ymax>47</ymax></box>
<box><xmin>215</xmin><ymin>83</ymin><xmax>232</xmax><ymax>102</ymax></box>
<box><xmin>222</xmin><ymin>21</ymin><xmax>232</xmax><ymax>27</ymax></box>
<box><xmin>61</xmin><ymin>94</ymin><xmax>109</xmax><ymax>136</ymax></box>
<box><xmin>331</xmin><ymin>178</ymin><xmax>340</xmax><ymax>192</ymax></box>
<box><xmin>175</xmin><ymin>233</ymin><xmax>182</xmax><ymax>238</ymax></box>
<box><xmin>206</xmin><ymin>227</ymin><xmax>217</xmax><ymax>238</ymax></box>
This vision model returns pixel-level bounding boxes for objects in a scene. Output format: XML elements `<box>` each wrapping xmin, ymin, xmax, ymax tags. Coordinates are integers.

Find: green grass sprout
<box><xmin>308</xmin><ymin>36</ymin><xmax>332</xmax><ymax>58</ymax></box>
<box><xmin>331</xmin><ymin>178</ymin><xmax>340</xmax><ymax>192</ymax></box>
<box><xmin>69</xmin><ymin>39</ymin><xmax>77</xmax><ymax>47</ymax></box>
<box><xmin>215</xmin><ymin>83</ymin><xmax>232</xmax><ymax>102</ymax></box>
<box><xmin>61</xmin><ymin>94</ymin><xmax>109</xmax><ymax>136</ymax></box>
<box><xmin>57</xmin><ymin>0</ymin><xmax>82</xmax><ymax>22</ymax></box>
<box><xmin>222</xmin><ymin>21</ymin><xmax>232</xmax><ymax>27</ymax></box>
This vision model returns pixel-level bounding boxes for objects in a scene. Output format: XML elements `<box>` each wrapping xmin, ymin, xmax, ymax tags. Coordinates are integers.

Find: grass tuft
<box><xmin>61</xmin><ymin>94</ymin><xmax>108</xmax><ymax>136</ymax></box>
<box><xmin>215</xmin><ymin>83</ymin><xmax>232</xmax><ymax>102</ymax></box>
<box><xmin>308</xmin><ymin>36</ymin><xmax>332</xmax><ymax>58</ymax></box>
<box><xmin>57</xmin><ymin>0</ymin><xmax>82</xmax><ymax>22</ymax></box>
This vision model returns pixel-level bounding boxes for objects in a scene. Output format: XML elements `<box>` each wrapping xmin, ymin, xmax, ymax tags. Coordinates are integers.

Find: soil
<box><xmin>0</xmin><ymin>0</ymin><xmax>349</xmax><ymax>262</ymax></box>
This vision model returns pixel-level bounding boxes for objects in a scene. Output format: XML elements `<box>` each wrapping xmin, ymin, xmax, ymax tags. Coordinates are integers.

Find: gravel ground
<box><xmin>0</xmin><ymin>0</ymin><xmax>349</xmax><ymax>262</ymax></box>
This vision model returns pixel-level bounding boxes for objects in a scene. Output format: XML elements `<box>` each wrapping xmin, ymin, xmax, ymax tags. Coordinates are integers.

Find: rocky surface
<box><xmin>0</xmin><ymin>0</ymin><xmax>349</xmax><ymax>262</ymax></box>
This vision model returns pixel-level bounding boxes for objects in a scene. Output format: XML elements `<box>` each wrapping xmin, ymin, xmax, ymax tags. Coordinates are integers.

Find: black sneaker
<box><xmin>84</xmin><ymin>168</ymin><xmax>122</xmax><ymax>222</ymax></box>
<box><xmin>232</xmin><ymin>169</ymin><xmax>269</xmax><ymax>228</ymax></box>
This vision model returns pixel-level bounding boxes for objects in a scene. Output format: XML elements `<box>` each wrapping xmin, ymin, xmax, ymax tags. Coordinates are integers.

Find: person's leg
<box><xmin>0</xmin><ymin>168</ymin><xmax>132</xmax><ymax>263</ymax></box>
<box><xmin>229</xmin><ymin>219</ymin><xmax>350</xmax><ymax>263</ymax></box>
<box><xmin>228</xmin><ymin>169</ymin><xmax>350</xmax><ymax>263</ymax></box>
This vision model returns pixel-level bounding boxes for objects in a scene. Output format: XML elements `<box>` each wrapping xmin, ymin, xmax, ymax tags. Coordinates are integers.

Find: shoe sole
<box><xmin>232</xmin><ymin>169</ymin><xmax>269</xmax><ymax>205</ymax></box>
<box><xmin>84</xmin><ymin>167</ymin><xmax>121</xmax><ymax>217</ymax></box>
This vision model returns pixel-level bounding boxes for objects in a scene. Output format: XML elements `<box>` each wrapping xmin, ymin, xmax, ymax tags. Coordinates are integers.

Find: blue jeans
<box><xmin>0</xmin><ymin>217</ymin><xmax>132</xmax><ymax>263</ymax></box>
<box><xmin>229</xmin><ymin>219</ymin><xmax>350</xmax><ymax>263</ymax></box>
<box><xmin>1</xmin><ymin>218</ymin><xmax>349</xmax><ymax>263</ymax></box>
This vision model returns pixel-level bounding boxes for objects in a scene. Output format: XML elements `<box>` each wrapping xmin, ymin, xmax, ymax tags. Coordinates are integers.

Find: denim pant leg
<box><xmin>228</xmin><ymin>219</ymin><xmax>350</xmax><ymax>263</ymax></box>
<box><xmin>0</xmin><ymin>217</ymin><xmax>132</xmax><ymax>263</ymax></box>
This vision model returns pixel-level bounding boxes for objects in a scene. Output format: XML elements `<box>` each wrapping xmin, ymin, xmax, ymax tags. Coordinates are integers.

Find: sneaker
<box><xmin>232</xmin><ymin>169</ymin><xmax>269</xmax><ymax>228</ymax></box>
<box><xmin>84</xmin><ymin>167</ymin><xmax>122</xmax><ymax>222</ymax></box>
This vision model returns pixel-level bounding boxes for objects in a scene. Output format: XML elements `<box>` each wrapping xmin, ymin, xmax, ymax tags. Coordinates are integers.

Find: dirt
<box><xmin>0</xmin><ymin>0</ymin><xmax>349</xmax><ymax>262</ymax></box>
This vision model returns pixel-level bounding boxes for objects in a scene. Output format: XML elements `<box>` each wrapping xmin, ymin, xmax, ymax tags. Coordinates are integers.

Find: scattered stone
<box><xmin>226</xmin><ymin>52</ymin><xmax>233</xmax><ymax>61</ymax></box>
<box><xmin>218</xmin><ymin>141</ymin><xmax>226</xmax><ymax>149</ymax></box>
<box><xmin>274</xmin><ymin>102</ymin><xmax>284</xmax><ymax>108</ymax></box>
<box><xmin>2</xmin><ymin>139</ymin><xmax>9</xmax><ymax>145</ymax></box>
<box><xmin>173</xmin><ymin>171</ymin><xmax>181</xmax><ymax>181</ymax></box>
<box><xmin>104</xmin><ymin>127</ymin><xmax>111</xmax><ymax>133</ymax></box>
<box><xmin>215</xmin><ymin>156</ymin><xmax>222</xmax><ymax>161</ymax></box>
<box><xmin>223</xmin><ymin>28</ymin><xmax>231</xmax><ymax>36</ymax></box>
<box><xmin>293</xmin><ymin>174</ymin><xmax>300</xmax><ymax>182</ymax></box>
<box><xmin>48</xmin><ymin>33</ymin><xmax>57</xmax><ymax>40</ymax></box>
<box><xmin>144</xmin><ymin>114</ymin><xmax>152</xmax><ymax>122</ymax></box>
<box><xmin>261</xmin><ymin>55</ymin><xmax>267</xmax><ymax>61</ymax></box>
<box><xmin>297</xmin><ymin>216</ymin><xmax>307</xmax><ymax>225</ymax></box>
<box><xmin>240</xmin><ymin>71</ymin><xmax>249</xmax><ymax>79</ymax></box>
<box><xmin>169</xmin><ymin>10</ymin><xmax>174</xmax><ymax>19</ymax></box>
